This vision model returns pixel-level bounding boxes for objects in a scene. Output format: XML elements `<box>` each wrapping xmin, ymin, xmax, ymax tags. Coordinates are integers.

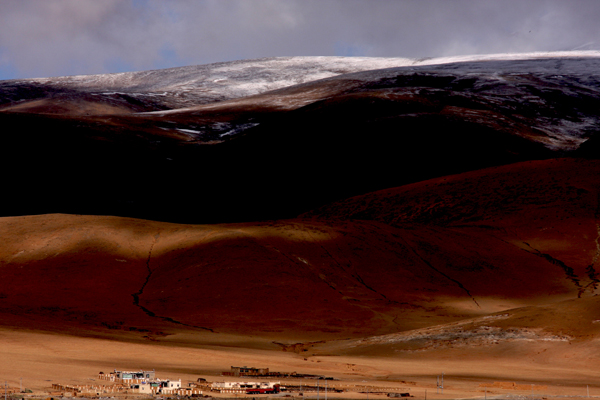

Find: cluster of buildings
<box><xmin>51</xmin><ymin>366</ymin><xmax>350</xmax><ymax>397</ymax></box>
<box><xmin>97</xmin><ymin>370</ymin><xmax>195</xmax><ymax>396</ymax></box>
<box><xmin>96</xmin><ymin>368</ymin><xmax>282</xmax><ymax>396</ymax></box>
<box><xmin>222</xmin><ymin>366</ymin><xmax>328</xmax><ymax>380</ymax></box>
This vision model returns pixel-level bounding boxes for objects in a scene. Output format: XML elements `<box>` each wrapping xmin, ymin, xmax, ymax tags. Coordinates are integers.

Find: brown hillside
<box><xmin>305</xmin><ymin>158</ymin><xmax>600</xmax><ymax>297</ymax></box>
<box><xmin>1</xmin><ymin>159</ymin><xmax>599</xmax><ymax>342</ymax></box>
<box><xmin>0</xmin><ymin>214</ymin><xmax>575</xmax><ymax>339</ymax></box>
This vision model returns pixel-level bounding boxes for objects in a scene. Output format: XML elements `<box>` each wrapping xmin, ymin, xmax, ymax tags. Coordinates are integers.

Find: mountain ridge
<box><xmin>5</xmin><ymin>54</ymin><xmax>600</xmax><ymax>223</ymax></box>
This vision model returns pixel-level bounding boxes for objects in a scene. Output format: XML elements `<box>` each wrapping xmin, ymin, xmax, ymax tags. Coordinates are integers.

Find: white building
<box><xmin>130</xmin><ymin>379</ymin><xmax>182</xmax><ymax>394</ymax></box>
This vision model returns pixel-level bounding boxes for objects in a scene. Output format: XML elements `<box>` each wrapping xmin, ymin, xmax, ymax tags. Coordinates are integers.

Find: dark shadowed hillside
<box><xmin>6</xmin><ymin>55</ymin><xmax>600</xmax><ymax>223</ymax></box>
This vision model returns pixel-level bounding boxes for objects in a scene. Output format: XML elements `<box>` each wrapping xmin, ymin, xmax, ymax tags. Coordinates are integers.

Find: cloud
<box><xmin>0</xmin><ymin>0</ymin><xmax>599</xmax><ymax>80</ymax></box>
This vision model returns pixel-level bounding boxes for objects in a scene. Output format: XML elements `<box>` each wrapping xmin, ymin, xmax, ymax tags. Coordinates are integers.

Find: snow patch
<box><xmin>176</xmin><ymin>128</ymin><xmax>202</xmax><ymax>135</ymax></box>
<box><xmin>220</xmin><ymin>122</ymin><xmax>259</xmax><ymax>137</ymax></box>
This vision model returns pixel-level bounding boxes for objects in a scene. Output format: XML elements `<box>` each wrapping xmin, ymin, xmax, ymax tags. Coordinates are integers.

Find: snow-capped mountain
<box><xmin>0</xmin><ymin>56</ymin><xmax>417</xmax><ymax>110</ymax></box>
<box><xmin>2</xmin><ymin>51</ymin><xmax>600</xmax><ymax>151</ymax></box>
<box><xmin>1</xmin><ymin>51</ymin><xmax>600</xmax><ymax>223</ymax></box>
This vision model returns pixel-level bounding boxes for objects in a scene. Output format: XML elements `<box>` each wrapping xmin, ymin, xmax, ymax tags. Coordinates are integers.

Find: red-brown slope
<box><xmin>1</xmin><ymin>160</ymin><xmax>598</xmax><ymax>342</ymax></box>
<box><xmin>137</xmin><ymin>221</ymin><xmax>574</xmax><ymax>336</ymax></box>
<box><xmin>304</xmin><ymin>158</ymin><xmax>600</xmax><ymax>297</ymax></box>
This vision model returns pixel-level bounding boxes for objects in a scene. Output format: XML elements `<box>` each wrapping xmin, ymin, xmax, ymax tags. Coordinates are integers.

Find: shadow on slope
<box><xmin>0</xmin><ymin>88</ymin><xmax>554</xmax><ymax>223</ymax></box>
<box><xmin>1</xmin><ymin>158</ymin><xmax>598</xmax><ymax>342</ymax></box>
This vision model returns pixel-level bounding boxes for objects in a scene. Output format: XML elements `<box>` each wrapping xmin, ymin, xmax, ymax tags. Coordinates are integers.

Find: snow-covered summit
<box><xmin>2</xmin><ymin>51</ymin><xmax>600</xmax><ymax>151</ymax></box>
<box><xmin>4</xmin><ymin>51</ymin><xmax>600</xmax><ymax>110</ymax></box>
<box><xmin>2</xmin><ymin>56</ymin><xmax>416</xmax><ymax>109</ymax></box>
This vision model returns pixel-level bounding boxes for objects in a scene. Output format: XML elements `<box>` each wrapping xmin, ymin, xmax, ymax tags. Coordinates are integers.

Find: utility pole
<box><xmin>317</xmin><ymin>380</ymin><xmax>319</xmax><ymax>400</ymax></box>
<box><xmin>325</xmin><ymin>380</ymin><xmax>328</xmax><ymax>400</ymax></box>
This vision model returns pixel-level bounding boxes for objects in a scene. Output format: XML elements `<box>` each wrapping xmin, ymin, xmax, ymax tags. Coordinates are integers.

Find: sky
<box><xmin>1</xmin><ymin>0</ymin><xmax>599</xmax><ymax>80</ymax></box>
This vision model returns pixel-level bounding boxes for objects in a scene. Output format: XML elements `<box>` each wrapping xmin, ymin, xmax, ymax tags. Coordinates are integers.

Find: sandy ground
<box><xmin>1</xmin><ymin>327</ymin><xmax>599</xmax><ymax>400</ymax></box>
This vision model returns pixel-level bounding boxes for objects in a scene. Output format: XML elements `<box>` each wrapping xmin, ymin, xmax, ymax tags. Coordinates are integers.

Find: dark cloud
<box><xmin>1</xmin><ymin>0</ymin><xmax>599</xmax><ymax>80</ymax></box>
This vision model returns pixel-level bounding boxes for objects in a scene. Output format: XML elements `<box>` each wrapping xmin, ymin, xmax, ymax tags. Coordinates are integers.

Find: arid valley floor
<box><xmin>2</xmin><ymin>53</ymin><xmax>600</xmax><ymax>398</ymax></box>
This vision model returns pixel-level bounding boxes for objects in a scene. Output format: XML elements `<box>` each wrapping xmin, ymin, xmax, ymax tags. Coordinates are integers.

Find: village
<box><xmin>5</xmin><ymin>366</ymin><xmax>415</xmax><ymax>399</ymax></box>
<box><xmin>1</xmin><ymin>365</ymin><xmax>561</xmax><ymax>400</ymax></box>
